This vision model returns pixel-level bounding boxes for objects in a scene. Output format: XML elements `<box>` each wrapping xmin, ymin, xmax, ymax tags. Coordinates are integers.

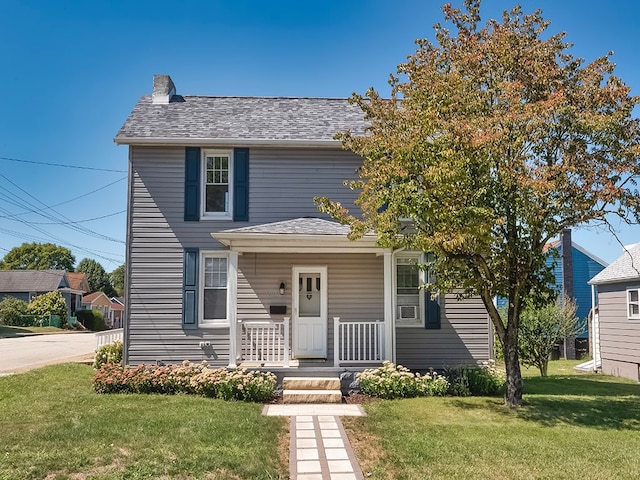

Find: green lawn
<box><xmin>0</xmin><ymin>364</ymin><xmax>287</xmax><ymax>479</ymax></box>
<box><xmin>0</xmin><ymin>325</ymin><xmax>70</xmax><ymax>337</ymax></box>
<box><xmin>344</xmin><ymin>360</ymin><xmax>640</xmax><ymax>480</ymax></box>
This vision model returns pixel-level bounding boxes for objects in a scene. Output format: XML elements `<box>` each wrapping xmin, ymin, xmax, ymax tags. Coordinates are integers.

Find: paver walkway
<box><xmin>263</xmin><ymin>404</ymin><xmax>366</xmax><ymax>480</ymax></box>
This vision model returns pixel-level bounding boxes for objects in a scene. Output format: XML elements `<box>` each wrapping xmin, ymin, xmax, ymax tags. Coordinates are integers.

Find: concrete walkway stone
<box><xmin>263</xmin><ymin>404</ymin><xmax>365</xmax><ymax>480</ymax></box>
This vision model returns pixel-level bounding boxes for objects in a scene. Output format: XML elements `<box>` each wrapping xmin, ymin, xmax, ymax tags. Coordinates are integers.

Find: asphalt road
<box><xmin>0</xmin><ymin>332</ymin><xmax>96</xmax><ymax>374</ymax></box>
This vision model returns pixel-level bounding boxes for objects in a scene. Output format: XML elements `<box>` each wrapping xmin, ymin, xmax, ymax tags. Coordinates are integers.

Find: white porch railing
<box><xmin>240</xmin><ymin>318</ymin><xmax>290</xmax><ymax>367</ymax></box>
<box><xmin>95</xmin><ymin>328</ymin><xmax>123</xmax><ymax>350</ymax></box>
<box><xmin>334</xmin><ymin>317</ymin><xmax>384</xmax><ymax>366</ymax></box>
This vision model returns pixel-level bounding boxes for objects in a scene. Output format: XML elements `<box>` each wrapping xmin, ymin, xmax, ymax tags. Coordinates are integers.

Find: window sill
<box><xmin>199</xmin><ymin>322</ymin><xmax>230</xmax><ymax>329</ymax></box>
<box><xmin>200</xmin><ymin>215</ymin><xmax>233</xmax><ymax>221</ymax></box>
<box><xmin>396</xmin><ymin>322</ymin><xmax>425</xmax><ymax>328</ymax></box>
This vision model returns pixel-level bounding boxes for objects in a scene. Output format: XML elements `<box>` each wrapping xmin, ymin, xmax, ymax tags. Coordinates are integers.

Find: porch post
<box><xmin>228</xmin><ymin>251</ymin><xmax>239</xmax><ymax>368</ymax></box>
<box><xmin>333</xmin><ymin>317</ymin><xmax>341</xmax><ymax>367</ymax></box>
<box><xmin>383</xmin><ymin>251</ymin><xmax>394</xmax><ymax>362</ymax></box>
<box><xmin>283</xmin><ymin>316</ymin><xmax>290</xmax><ymax>368</ymax></box>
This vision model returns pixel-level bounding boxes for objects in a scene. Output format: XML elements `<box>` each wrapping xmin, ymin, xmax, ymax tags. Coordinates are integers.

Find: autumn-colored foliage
<box><xmin>317</xmin><ymin>1</ymin><xmax>640</xmax><ymax>406</ymax></box>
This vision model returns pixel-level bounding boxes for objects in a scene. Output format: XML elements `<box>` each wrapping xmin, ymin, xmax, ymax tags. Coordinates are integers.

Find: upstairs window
<box><xmin>203</xmin><ymin>150</ymin><xmax>233</xmax><ymax>218</ymax></box>
<box><xmin>628</xmin><ymin>288</ymin><xmax>640</xmax><ymax>320</ymax></box>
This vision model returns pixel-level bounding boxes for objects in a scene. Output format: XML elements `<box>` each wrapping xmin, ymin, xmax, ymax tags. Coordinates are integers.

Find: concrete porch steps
<box><xmin>282</xmin><ymin>376</ymin><xmax>343</xmax><ymax>404</ymax></box>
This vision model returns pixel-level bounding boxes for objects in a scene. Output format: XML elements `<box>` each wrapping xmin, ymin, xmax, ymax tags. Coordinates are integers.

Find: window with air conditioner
<box><xmin>395</xmin><ymin>253</ymin><xmax>424</xmax><ymax>327</ymax></box>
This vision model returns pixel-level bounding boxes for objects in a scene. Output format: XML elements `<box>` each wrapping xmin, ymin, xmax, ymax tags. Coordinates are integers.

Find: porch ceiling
<box><xmin>212</xmin><ymin>217</ymin><xmax>386</xmax><ymax>254</ymax></box>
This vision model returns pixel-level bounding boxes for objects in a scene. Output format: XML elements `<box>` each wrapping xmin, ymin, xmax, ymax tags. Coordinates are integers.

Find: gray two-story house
<box><xmin>114</xmin><ymin>75</ymin><xmax>492</xmax><ymax>371</ymax></box>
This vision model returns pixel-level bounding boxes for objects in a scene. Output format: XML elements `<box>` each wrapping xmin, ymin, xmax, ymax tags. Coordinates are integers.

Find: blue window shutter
<box><xmin>184</xmin><ymin>147</ymin><xmax>201</xmax><ymax>221</ymax></box>
<box><xmin>183</xmin><ymin>248</ymin><xmax>199</xmax><ymax>328</ymax></box>
<box><xmin>425</xmin><ymin>290</ymin><xmax>441</xmax><ymax>329</ymax></box>
<box><xmin>233</xmin><ymin>148</ymin><xmax>249</xmax><ymax>222</ymax></box>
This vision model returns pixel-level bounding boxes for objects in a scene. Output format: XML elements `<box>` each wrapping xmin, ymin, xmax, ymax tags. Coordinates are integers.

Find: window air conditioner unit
<box><xmin>398</xmin><ymin>305</ymin><xmax>418</xmax><ymax>320</ymax></box>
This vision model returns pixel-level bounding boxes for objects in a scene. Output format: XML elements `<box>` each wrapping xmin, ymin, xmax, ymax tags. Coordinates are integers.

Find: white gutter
<box><xmin>113</xmin><ymin>137</ymin><xmax>342</xmax><ymax>148</ymax></box>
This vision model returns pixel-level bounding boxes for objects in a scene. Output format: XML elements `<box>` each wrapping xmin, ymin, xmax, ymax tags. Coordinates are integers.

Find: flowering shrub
<box><xmin>444</xmin><ymin>363</ymin><xmax>506</xmax><ymax>397</ymax></box>
<box><xmin>94</xmin><ymin>341</ymin><xmax>123</xmax><ymax>369</ymax></box>
<box><xmin>356</xmin><ymin>361</ymin><xmax>449</xmax><ymax>399</ymax></box>
<box><xmin>93</xmin><ymin>361</ymin><xmax>276</xmax><ymax>402</ymax></box>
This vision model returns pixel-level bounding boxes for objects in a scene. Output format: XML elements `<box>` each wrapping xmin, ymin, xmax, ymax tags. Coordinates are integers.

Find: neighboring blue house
<box><xmin>497</xmin><ymin>229</ymin><xmax>607</xmax><ymax>358</ymax></box>
<box><xmin>545</xmin><ymin>230</ymin><xmax>607</xmax><ymax>351</ymax></box>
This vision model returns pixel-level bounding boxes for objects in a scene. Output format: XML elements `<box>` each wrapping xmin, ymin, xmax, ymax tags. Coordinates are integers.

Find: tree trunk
<box><xmin>503</xmin><ymin>326</ymin><xmax>523</xmax><ymax>406</ymax></box>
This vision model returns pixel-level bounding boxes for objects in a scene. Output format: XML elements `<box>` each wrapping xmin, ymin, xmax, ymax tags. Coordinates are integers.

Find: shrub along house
<box><xmin>114</xmin><ymin>75</ymin><xmax>492</xmax><ymax>374</ymax></box>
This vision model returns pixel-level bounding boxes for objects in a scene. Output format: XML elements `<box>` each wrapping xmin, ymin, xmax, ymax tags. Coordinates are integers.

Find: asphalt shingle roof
<box><xmin>0</xmin><ymin>270</ymin><xmax>68</xmax><ymax>292</ymax></box>
<box><xmin>217</xmin><ymin>217</ymin><xmax>360</xmax><ymax>236</ymax></box>
<box><xmin>589</xmin><ymin>243</ymin><xmax>640</xmax><ymax>285</ymax></box>
<box><xmin>115</xmin><ymin>95</ymin><xmax>368</xmax><ymax>144</ymax></box>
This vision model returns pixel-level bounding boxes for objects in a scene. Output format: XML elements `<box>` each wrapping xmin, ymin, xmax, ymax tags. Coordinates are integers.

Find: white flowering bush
<box><xmin>357</xmin><ymin>361</ymin><xmax>449</xmax><ymax>399</ymax></box>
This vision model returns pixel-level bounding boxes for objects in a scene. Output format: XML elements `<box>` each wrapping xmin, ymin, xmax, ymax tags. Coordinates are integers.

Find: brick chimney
<box><xmin>152</xmin><ymin>74</ymin><xmax>175</xmax><ymax>104</ymax></box>
<box><xmin>560</xmin><ymin>228</ymin><xmax>576</xmax><ymax>359</ymax></box>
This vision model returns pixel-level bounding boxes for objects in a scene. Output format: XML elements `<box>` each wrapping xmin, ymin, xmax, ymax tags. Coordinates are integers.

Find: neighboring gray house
<box><xmin>0</xmin><ymin>270</ymin><xmax>84</xmax><ymax>317</ymax></box>
<box><xmin>589</xmin><ymin>243</ymin><xmax>640</xmax><ymax>382</ymax></box>
<box><xmin>113</xmin><ymin>74</ymin><xmax>492</xmax><ymax>371</ymax></box>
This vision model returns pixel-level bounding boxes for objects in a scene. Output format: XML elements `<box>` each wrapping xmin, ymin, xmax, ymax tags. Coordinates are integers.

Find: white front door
<box><xmin>292</xmin><ymin>266</ymin><xmax>327</xmax><ymax>358</ymax></box>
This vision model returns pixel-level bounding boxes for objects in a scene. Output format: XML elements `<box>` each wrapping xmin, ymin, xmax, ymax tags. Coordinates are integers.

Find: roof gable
<box><xmin>67</xmin><ymin>272</ymin><xmax>90</xmax><ymax>292</ymax></box>
<box><xmin>0</xmin><ymin>270</ymin><xmax>68</xmax><ymax>293</ymax></box>
<box><xmin>82</xmin><ymin>291</ymin><xmax>112</xmax><ymax>305</ymax></box>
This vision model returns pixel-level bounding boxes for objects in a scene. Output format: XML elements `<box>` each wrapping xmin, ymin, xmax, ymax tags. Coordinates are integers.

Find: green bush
<box><xmin>93</xmin><ymin>362</ymin><xmax>277</xmax><ymax>402</ymax></box>
<box><xmin>27</xmin><ymin>291</ymin><xmax>68</xmax><ymax>327</ymax></box>
<box><xmin>356</xmin><ymin>361</ymin><xmax>449</xmax><ymax>399</ymax></box>
<box><xmin>0</xmin><ymin>296</ymin><xmax>29</xmax><ymax>326</ymax></box>
<box><xmin>94</xmin><ymin>341</ymin><xmax>123</xmax><ymax>369</ymax></box>
<box><xmin>444</xmin><ymin>363</ymin><xmax>505</xmax><ymax>396</ymax></box>
<box><xmin>77</xmin><ymin>309</ymin><xmax>106</xmax><ymax>331</ymax></box>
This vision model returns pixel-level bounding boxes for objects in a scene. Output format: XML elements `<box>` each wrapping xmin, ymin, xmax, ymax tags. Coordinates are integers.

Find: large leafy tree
<box><xmin>318</xmin><ymin>1</ymin><xmax>640</xmax><ymax>406</ymax></box>
<box><xmin>110</xmin><ymin>264</ymin><xmax>125</xmax><ymax>297</ymax></box>
<box><xmin>77</xmin><ymin>258</ymin><xmax>116</xmax><ymax>296</ymax></box>
<box><xmin>0</xmin><ymin>242</ymin><xmax>75</xmax><ymax>271</ymax></box>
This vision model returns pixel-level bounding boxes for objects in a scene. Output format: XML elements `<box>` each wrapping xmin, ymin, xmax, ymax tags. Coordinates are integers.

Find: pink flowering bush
<box><xmin>93</xmin><ymin>361</ymin><xmax>276</xmax><ymax>402</ymax></box>
<box><xmin>357</xmin><ymin>361</ymin><xmax>449</xmax><ymax>399</ymax></box>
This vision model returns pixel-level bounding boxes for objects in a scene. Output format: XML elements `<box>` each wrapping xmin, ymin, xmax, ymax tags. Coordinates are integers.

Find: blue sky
<box><xmin>0</xmin><ymin>0</ymin><xmax>638</xmax><ymax>269</ymax></box>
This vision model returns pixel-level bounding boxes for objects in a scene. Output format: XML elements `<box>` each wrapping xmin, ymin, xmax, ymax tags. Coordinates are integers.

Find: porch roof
<box><xmin>212</xmin><ymin>217</ymin><xmax>386</xmax><ymax>254</ymax></box>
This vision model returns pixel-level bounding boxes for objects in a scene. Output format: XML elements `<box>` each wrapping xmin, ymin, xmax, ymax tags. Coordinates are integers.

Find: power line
<box><xmin>0</xmin><ymin>173</ymin><xmax>125</xmax><ymax>244</ymax></box>
<box><xmin>19</xmin><ymin>210</ymin><xmax>126</xmax><ymax>225</ymax></box>
<box><xmin>0</xmin><ymin>155</ymin><xmax>126</xmax><ymax>173</ymax></box>
<box><xmin>0</xmin><ymin>176</ymin><xmax>127</xmax><ymax>219</ymax></box>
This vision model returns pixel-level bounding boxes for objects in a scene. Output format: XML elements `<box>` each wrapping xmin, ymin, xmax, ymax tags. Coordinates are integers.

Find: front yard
<box><xmin>0</xmin><ymin>364</ymin><xmax>287</xmax><ymax>479</ymax></box>
<box><xmin>344</xmin><ymin>360</ymin><xmax>640</xmax><ymax>479</ymax></box>
<box><xmin>1</xmin><ymin>360</ymin><xmax>639</xmax><ymax>479</ymax></box>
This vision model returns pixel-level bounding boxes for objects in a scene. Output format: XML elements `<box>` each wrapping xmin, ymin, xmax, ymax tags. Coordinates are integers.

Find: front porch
<box><xmin>214</xmin><ymin>218</ymin><xmax>396</xmax><ymax>372</ymax></box>
<box><xmin>236</xmin><ymin>316</ymin><xmax>385</xmax><ymax>369</ymax></box>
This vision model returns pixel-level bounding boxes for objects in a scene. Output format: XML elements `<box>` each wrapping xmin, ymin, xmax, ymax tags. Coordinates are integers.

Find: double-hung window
<box><xmin>203</xmin><ymin>150</ymin><xmax>233</xmax><ymax>218</ymax></box>
<box><xmin>627</xmin><ymin>287</ymin><xmax>640</xmax><ymax>320</ymax></box>
<box><xmin>395</xmin><ymin>253</ymin><xmax>424</xmax><ymax>327</ymax></box>
<box><xmin>202</xmin><ymin>254</ymin><xmax>228</xmax><ymax>326</ymax></box>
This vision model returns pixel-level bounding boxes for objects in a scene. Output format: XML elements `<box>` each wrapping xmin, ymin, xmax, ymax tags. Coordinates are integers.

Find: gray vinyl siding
<box><xmin>395</xmin><ymin>294</ymin><xmax>491</xmax><ymax>369</ymax></box>
<box><xmin>125</xmin><ymin>144</ymin><xmax>492</xmax><ymax>368</ymax></box>
<box><xmin>125</xmin><ymin>146</ymin><xmax>362</xmax><ymax>365</ymax></box>
<box><xmin>597</xmin><ymin>283</ymin><xmax>640</xmax><ymax>381</ymax></box>
<box><xmin>249</xmin><ymin>149</ymin><xmax>360</xmax><ymax>221</ymax></box>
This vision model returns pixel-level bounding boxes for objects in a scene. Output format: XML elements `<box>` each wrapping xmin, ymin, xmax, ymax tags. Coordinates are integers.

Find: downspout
<box><xmin>591</xmin><ymin>283</ymin><xmax>598</xmax><ymax>371</ymax></box>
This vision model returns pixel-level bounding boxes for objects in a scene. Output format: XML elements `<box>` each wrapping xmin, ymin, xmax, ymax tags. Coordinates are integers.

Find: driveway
<box><xmin>0</xmin><ymin>332</ymin><xmax>96</xmax><ymax>374</ymax></box>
